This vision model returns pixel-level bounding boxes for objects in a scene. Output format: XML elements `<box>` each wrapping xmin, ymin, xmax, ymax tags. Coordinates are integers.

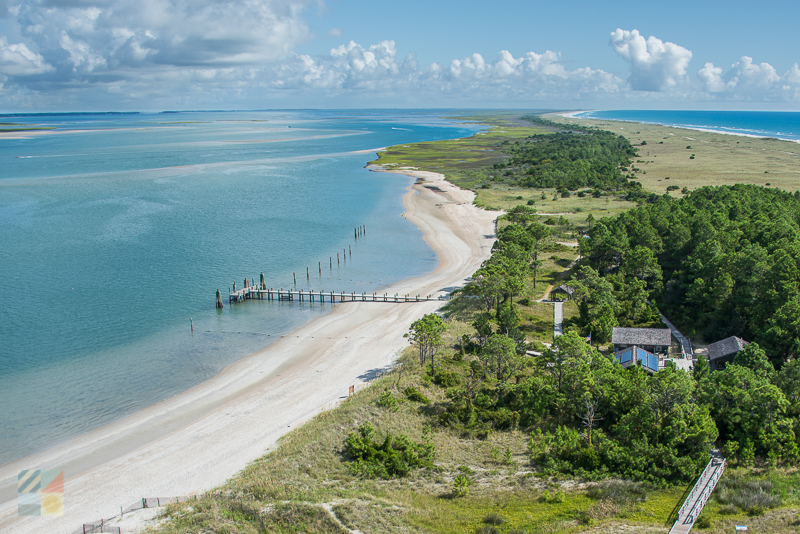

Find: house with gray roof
<box><xmin>707</xmin><ymin>336</ymin><xmax>748</xmax><ymax>371</ymax></box>
<box><xmin>612</xmin><ymin>327</ymin><xmax>672</xmax><ymax>355</ymax></box>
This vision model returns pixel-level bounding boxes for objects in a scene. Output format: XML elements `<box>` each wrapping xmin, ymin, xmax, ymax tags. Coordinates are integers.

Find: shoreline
<box><xmin>555</xmin><ymin>110</ymin><xmax>800</xmax><ymax>145</ymax></box>
<box><xmin>0</xmin><ymin>165</ymin><xmax>498</xmax><ymax>533</ymax></box>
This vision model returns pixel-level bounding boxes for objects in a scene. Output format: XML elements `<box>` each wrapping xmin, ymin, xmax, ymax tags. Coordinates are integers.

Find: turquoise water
<box><xmin>0</xmin><ymin>110</ymin><xmax>482</xmax><ymax>465</ymax></box>
<box><xmin>578</xmin><ymin>110</ymin><xmax>800</xmax><ymax>143</ymax></box>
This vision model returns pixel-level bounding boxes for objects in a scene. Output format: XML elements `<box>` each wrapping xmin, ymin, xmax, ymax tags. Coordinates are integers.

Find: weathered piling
<box><xmin>216</xmin><ymin>289</ymin><xmax>223</xmax><ymax>309</ymax></box>
<box><xmin>293</xmin><ymin>272</ymin><xmax>296</xmax><ymax>285</ymax></box>
<box><xmin>337</xmin><ymin>253</ymin><xmax>340</xmax><ymax>265</ymax></box>
<box><xmin>260</xmin><ymin>272</ymin><xmax>265</xmax><ymax>290</ymax></box>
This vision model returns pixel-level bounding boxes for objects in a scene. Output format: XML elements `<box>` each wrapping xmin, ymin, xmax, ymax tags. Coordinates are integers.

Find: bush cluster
<box><xmin>344</xmin><ymin>422</ymin><xmax>435</xmax><ymax>479</ymax></box>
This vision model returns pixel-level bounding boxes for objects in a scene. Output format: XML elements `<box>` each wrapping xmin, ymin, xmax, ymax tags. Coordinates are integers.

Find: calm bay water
<box><xmin>578</xmin><ymin>110</ymin><xmax>800</xmax><ymax>143</ymax></box>
<box><xmin>0</xmin><ymin>110</ymin><xmax>483</xmax><ymax>465</ymax></box>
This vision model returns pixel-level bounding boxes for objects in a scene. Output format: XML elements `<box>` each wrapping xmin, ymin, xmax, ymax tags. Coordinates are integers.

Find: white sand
<box><xmin>0</xmin><ymin>168</ymin><xmax>498</xmax><ymax>534</ymax></box>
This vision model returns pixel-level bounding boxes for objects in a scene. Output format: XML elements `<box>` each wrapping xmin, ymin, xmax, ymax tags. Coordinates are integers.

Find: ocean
<box><xmin>576</xmin><ymin>110</ymin><xmax>800</xmax><ymax>143</ymax></box>
<box><xmin>0</xmin><ymin>110</ymin><xmax>483</xmax><ymax>465</ymax></box>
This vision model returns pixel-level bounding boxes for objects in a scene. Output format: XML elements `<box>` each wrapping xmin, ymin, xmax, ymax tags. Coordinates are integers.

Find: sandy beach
<box><xmin>0</xmin><ymin>167</ymin><xmax>498</xmax><ymax>534</ymax></box>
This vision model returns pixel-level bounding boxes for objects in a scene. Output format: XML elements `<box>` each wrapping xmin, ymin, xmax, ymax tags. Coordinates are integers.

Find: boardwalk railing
<box><xmin>228</xmin><ymin>287</ymin><xmax>443</xmax><ymax>305</ymax></box>
<box><xmin>669</xmin><ymin>452</ymin><xmax>725</xmax><ymax>534</ymax></box>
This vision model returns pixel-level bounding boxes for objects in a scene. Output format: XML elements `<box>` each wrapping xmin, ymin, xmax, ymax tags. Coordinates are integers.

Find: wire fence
<box><xmin>78</xmin><ymin>495</ymin><xmax>201</xmax><ymax>534</ymax></box>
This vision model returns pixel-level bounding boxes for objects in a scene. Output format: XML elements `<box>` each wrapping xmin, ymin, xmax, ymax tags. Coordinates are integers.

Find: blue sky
<box><xmin>0</xmin><ymin>0</ymin><xmax>798</xmax><ymax>111</ymax></box>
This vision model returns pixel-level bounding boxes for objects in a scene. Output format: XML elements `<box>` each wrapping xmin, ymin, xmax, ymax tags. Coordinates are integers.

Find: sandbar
<box><xmin>0</xmin><ymin>166</ymin><xmax>498</xmax><ymax>533</ymax></box>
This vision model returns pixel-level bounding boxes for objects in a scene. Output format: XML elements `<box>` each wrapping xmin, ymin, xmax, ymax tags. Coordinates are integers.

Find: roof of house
<box><xmin>612</xmin><ymin>327</ymin><xmax>672</xmax><ymax>346</ymax></box>
<box><xmin>707</xmin><ymin>336</ymin><xmax>748</xmax><ymax>361</ymax></box>
<box><xmin>553</xmin><ymin>285</ymin><xmax>575</xmax><ymax>294</ymax></box>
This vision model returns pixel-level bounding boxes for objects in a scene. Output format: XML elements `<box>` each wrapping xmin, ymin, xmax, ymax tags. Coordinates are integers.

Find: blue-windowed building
<box><xmin>613</xmin><ymin>345</ymin><xmax>660</xmax><ymax>373</ymax></box>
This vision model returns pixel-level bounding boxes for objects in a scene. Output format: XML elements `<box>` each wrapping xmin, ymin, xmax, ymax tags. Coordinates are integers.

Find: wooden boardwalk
<box><xmin>228</xmin><ymin>286</ymin><xmax>443</xmax><ymax>305</ymax></box>
<box><xmin>669</xmin><ymin>450</ymin><xmax>725</xmax><ymax>534</ymax></box>
<box><xmin>553</xmin><ymin>301</ymin><xmax>563</xmax><ymax>338</ymax></box>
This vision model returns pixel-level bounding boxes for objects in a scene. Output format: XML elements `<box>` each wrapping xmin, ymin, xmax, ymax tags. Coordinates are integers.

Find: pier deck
<box><xmin>228</xmin><ymin>286</ymin><xmax>443</xmax><ymax>304</ymax></box>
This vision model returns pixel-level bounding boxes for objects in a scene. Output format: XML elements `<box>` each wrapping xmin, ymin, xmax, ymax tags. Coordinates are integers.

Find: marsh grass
<box><xmin>714</xmin><ymin>475</ymin><xmax>781</xmax><ymax>515</ymax></box>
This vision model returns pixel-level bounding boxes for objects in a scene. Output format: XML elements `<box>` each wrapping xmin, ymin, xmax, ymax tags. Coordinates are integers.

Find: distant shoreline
<box><xmin>556</xmin><ymin>109</ymin><xmax>800</xmax><ymax>145</ymax></box>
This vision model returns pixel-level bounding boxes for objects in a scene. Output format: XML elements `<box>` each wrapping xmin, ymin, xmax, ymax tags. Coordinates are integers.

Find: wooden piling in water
<box><xmin>216</xmin><ymin>289</ymin><xmax>223</xmax><ymax>309</ymax></box>
<box><xmin>337</xmin><ymin>253</ymin><xmax>340</xmax><ymax>265</ymax></box>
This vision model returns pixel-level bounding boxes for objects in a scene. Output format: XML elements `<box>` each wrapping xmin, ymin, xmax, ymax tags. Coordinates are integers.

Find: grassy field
<box><xmin>544</xmin><ymin>112</ymin><xmax>800</xmax><ymax>195</ymax></box>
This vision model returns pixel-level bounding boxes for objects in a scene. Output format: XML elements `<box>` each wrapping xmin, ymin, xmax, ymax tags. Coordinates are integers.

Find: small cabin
<box><xmin>611</xmin><ymin>327</ymin><xmax>672</xmax><ymax>355</ymax></box>
<box><xmin>707</xmin><ymin>336</ymin><xmax>748</xmax><ymax>371</ymax></box>
<box><xmin>551</xmin><ymin>285</ymin><xmax>575</xmax><ymax>301</ymax></box>
<box><xmin>614</xmin><ymin>345</ymin><xmax>660</xmax><ymax>373</ymax></box>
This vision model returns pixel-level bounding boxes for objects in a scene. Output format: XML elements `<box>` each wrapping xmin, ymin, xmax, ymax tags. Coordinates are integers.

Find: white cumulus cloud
<box><xmin>0</xmin><ymin>36</ymin><xmax>53</xmax><ymax>76</ymax></box>
<box><xmin>271</xmin><ymin>42</ymin><xmax>622</xmax><ymax>104</ymax></box>
<box><xmin>610</xmin><ymin>28</ymin><xmax>692</xmax><ymax>91</ymax></box>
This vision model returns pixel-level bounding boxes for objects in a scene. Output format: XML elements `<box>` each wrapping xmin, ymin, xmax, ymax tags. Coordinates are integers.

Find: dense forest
<box><xmin>490</xmin><ymin>116</ymin><xmax>640</xmax><ymax>193</ymax></box>
<box><xmin>398</xmin><ymin>201</ymin><xmax>800</xmax><ymax>486</ymax></box>
<box><xmin>580</xmin><ymin>184</ymin><xmax>800</xmax><ymax>365</ymax></box>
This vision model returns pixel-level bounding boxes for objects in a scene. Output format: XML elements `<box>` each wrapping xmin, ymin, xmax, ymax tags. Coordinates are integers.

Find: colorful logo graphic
<box><xmin>18</xmin><ymin>470</ymin><xmax>64</xmax><ymax>516</ymax></box>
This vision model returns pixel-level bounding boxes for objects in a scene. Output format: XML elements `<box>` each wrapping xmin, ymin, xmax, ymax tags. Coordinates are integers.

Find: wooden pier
<box><xmin>227</xmin><ymin>286</ymin><xmax>442</xmax><ymax>304</ymax></box>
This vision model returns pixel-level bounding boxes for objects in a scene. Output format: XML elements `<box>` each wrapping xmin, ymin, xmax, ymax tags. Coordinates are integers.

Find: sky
<box><xmin>0</xmin><ymin>0</ymin><xmax>799</xmax><ymax>111</ymax></box>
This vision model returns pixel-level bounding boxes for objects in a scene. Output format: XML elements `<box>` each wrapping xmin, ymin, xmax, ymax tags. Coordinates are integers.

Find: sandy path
<box><xmin>0</xmin><ymin>167</ymin><xmax>497</xmax><ymax>534</ymax></box>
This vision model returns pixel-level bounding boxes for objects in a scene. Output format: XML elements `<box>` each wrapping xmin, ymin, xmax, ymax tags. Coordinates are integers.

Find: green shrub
<box><xmin>527</xmin><ymin>199</ymin><xmax>535</xmax><ymax>206</ymax></box>
<box><xmin>377</xmin><ymin>389</ymin><xmax>399</xmax><ymax>411</ymax></box>
<box><xmin>432</xmin><ymin>369</ymin><xmax>462</xmax><ymax>388</ymax></box>
<box><xmin>403</xmin><ymin>386</ymin><xmax>430</xmax><ymax>404</ymax></box>
<box><xmin>484</xmin><ymin>513</ymin><xmax>506</xmax><ymax>525</ymax></box>
<box><xmin>344</xmin><ymin>422</ymin><xmax>435</xmax><ymax>479</ymax></box>
<box><xmin>586</xmin><ymin>480</ymin><xmax>649</xmax><ymax>503</ymax></box>
<box><xmin>695</xmin><ymin>513</ymin><xmax>713</xmax><ymax>529</ymax></box>
<box><xmin>539</xmin><ymin>489</ymin><xmax>565</xmax><ymax>503</ymax></box>
<box><xmin>453</xmin><ymin>474</ymin><xmax>470</xmax><ymax>497</ymax></box>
